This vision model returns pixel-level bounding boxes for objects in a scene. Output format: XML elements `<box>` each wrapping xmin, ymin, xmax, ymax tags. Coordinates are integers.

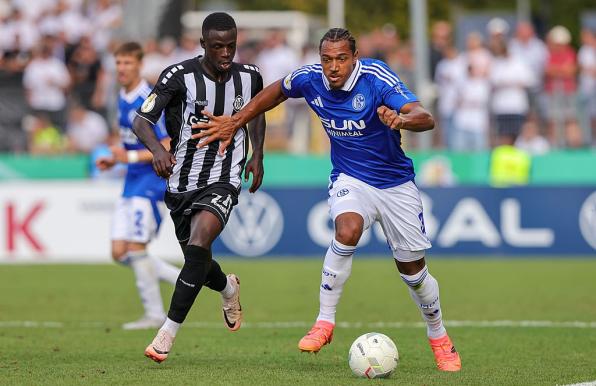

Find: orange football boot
<box><xmin>298</xmin><ymin>320</ymin><xmax>334</xmax><ymax>353</ymax></box>
<box><xmin>429</xmin><ymin>334</ymin><xmax>461</xmax><ymax>372</ymax></box>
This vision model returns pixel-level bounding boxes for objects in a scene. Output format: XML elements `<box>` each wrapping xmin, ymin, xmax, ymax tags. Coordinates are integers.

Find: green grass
<box><xmin>1</xmin><ymin>259</ymin><xmax>596</xmax><ymax>385</ymax></box>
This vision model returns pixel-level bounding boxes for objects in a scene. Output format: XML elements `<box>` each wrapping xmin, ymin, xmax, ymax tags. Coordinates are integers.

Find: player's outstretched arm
<box><xmin>132</xmin><ymin>115</ymin><xmax>176</xmax><ymax>178</ymax></box>
<box><xmin>191</xmin><ymin>79</ymin><xmax>288</xmax><ymax>154</ymax></box>
<box><xmin>377</xmin><ymin>102</ymin><xmax>435</xmax><ymax>132</ymax></box>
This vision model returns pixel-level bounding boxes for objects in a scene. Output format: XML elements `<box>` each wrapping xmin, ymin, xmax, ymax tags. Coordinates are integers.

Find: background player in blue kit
<box><xmin>193</xmin><ymin>28</ymin><xmax>461</xmax><ymax>372</ymax></box>
<box><xmin>96</xmin><ymin>42</ymin><xmax>180</xmax><ymax>330</ymax></box>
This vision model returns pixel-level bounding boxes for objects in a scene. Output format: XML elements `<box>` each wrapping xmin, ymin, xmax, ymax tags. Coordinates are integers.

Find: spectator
<box><xmin>66</xmin><ymin>103</ymin><xmax>109</xmax><ymax>153</ymax></box>
<box><xmin>88</xmin><ymin>0</ymin><xmax>122</xmax><ymax>52</ymax></box>
<box><xmin>487</xmin><ymin>17</ymin><xmax>510</xmax><ymax>54</ymax></box>
<box><xmin>23</xmin><ymin>36</ymin><xmax>71</xmax><ymax>131</ymax></box>
<box><xmin>0</xmin><ymin>49</ymin><xmax>29</xmax><ymax>152</ymax></box>
<box><xmin>0</xmin><ymin>7</ymin><xmax>39</xmax><ymax>53</ymax></box>
<box><xmin>489</xmin><ymin>133</ymin><xmax>531</xmax><ymax>187</ymax></box>
<box><xmin>577</xmin><ymin>27</ymin><xmax>596</xmax><ymax>145</ymax></box>
<box><xmin>543</xmin><ymin>25</ymin><xmax>579</xmax><ymax>147</ymax></box>
<box><xmin>515</xmin><ymin>119</ymin><xmax>550</xmax><ymax>155</ymax></box>
<box><xmin>67</xmin><ymin>35</ymin><xmax>106</xmax><ymax>114</ymax></box>
<box><xmin>140</xmin><ymin>37</ymin><xmax>177</xmax><ymax>85</ymax></box>
<box><xmin>453</xmin><ymin>64</ymin><xmax>491</xmax><ymax>151</ymax></box>
<box><xmin>255</xmin><ymin>30</ymin><xmax>299</xmax><ymax>151</ymax></box>
<box><xmin>465</xmin><ymin>32</ymin><xmax>491</xmax><ymax>77</ymax></box>
<box><xmin>508</xmin><ymin>21</ymin><xmax>548</xmax><ymax>118</ymax></box>
<box><xmin>24</xmin><ymin>113</ymin><xmax>65</xmax><ymax>155</ymax></box>
<box><xmin>429</xmin><ymin>21</ymin><xmax>452</xmax><ymax>79</ymax></box>
<box><xmin>255</xmin><ymin>29</ymin><xmax>298</xmax><ymax>86</ymax></box>
<box><xmin>489</xmin><ymin>40</ymin><xmax>534</xmax><ymax>144</ymax></box>
<box><xmin>434</xmin><ymin>45</ymin><xmax>466</xmax><ymax>149</ymax></box>
<box><xmin>175</xmin><ymin>31</ymin><xmax>202</xmax><ymax>62</ymax></box>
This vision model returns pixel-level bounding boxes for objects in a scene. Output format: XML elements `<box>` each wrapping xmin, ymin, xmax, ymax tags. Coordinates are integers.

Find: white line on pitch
<box><xmin>1</xmin><ymin>320</ymin><xmax>596</xmax><ymax>329</ymax></box>
<box><xmin>559</xmin><ymin>382</ymin><xmax>596</xmax><ymax>386</ymax></box>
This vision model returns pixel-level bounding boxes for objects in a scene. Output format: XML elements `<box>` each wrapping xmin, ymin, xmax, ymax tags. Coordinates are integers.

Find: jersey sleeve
<box><xmin>374</xmin><ymin>61</ymin><xmax>418</xmax><ymax>112</ymax></box>
<box><xmin>136</xmin><ymin>65</ymin><xmax>182</xmax><ymax>125</ymax></box>
<box><xmin>251</xmin><ymin>71</ymin><xmax>264</xmax><ymax>98</ymax></box>
<box><xmin>153</xmin><ymin>114</ymin><xmax>168</xmax><ymax>140</ymax></box>
<box><xmin>280</xmin><ymin>66</ymin><xmax>310</xmax><ymax>99</ymax></box>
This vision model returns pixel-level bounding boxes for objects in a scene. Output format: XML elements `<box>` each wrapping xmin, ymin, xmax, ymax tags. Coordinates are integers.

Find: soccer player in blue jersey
<box><xmin>192</xmin><ymin>28</ymin><xmax>461</xmax><ymax>371</ymax></box>
<box><xmin>96</xmin><ymin>42</ymin><xmax>180</xmax><ymax>330</ymax></box>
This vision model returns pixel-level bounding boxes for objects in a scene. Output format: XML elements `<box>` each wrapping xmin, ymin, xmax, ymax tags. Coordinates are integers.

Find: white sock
<box><xmin>128</xmin><ymin>251</ymin><xmax>165</xmax><ymax>319</ymax></box>
<box><xmin>220</xmin><ymin>275</ymin><xmax>236</xmax><ymax>299</ymax></box>
<box><xmin>151</xmin><ymin>256</ymin><xmax>180</xmax><ymax>285</ymax></box>
<box><xmin>400</xmin><ymin>265</ymin><xmax>447</xmax><ymax>339</ymax></box>
<box><xmin>316</xmin><ymin>239</ymin><xmax>355</xmax><ymax>324</ymax></box>
<box><xmin>160</xmin><ymin>317</ymin><xmax>181</xmax><ymax>337</ymax></box>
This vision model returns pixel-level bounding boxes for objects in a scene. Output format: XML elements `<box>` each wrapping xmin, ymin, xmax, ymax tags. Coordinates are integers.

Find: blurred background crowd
<box><xmin>0</xmin><ymin>0</ymin><xmax>594</xmax><ymax>159</ymax></box>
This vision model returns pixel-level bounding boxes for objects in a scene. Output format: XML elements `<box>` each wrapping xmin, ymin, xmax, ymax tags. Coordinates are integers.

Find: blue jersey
<box><xmin>118</xmin><ymin>79</ymin><xmax>168</xmax><ymax>200</ymax></box>
<box><xmin>281</xmin><ymin>58</ymin><xmax>418</xmax><ymax>189</ymax></box>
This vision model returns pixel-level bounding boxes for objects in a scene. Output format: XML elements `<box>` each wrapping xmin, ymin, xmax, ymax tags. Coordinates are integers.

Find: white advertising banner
<box><xmin>0</xmin><ymin>181</ymin><xmax>182</xmax><ymax>263</ymax></box>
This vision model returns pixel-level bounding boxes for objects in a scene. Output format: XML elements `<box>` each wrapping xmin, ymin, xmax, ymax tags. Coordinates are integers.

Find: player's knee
<box><xmin>187</xmin><ymin>236</ymin><xmax>211</xmax><ymax>250</ymax></box>
<box><xmin>393</xmin><ymin>249</ymin><xmax>426</xmax><ymax>275</ymax></box>
<box><xmin>335</xmin><ymin>221</ymin><xmax>363</xmax><ymax>246</ymax></box>
<box><xmin>111</xmin><ymin>247</ymin><xmax>127</xmax><ymax>262</ymax></box>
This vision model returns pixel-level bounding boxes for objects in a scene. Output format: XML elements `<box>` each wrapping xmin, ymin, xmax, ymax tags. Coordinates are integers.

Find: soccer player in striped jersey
<box><xmin>131</xmin><ymin>12</ymin><xmax>266</xmax><ymax>363</ymax></box>
<box><xmin>96</xmin><ymin>42</ymin><xmax>181</xmax><ymax>330</ymax></box>
<box><xmin>193</xmin><ymin>28</ymin><xmax>462</xmax><ymax>372</ymax></box>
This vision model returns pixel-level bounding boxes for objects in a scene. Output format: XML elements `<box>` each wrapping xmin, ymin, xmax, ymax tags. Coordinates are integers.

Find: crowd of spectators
<box><xmin>0</xmin><ymin>0</ymin><xmax>594</xmax><ymax>156</ymax></box>
<box><xmin>429</xmin><ymin>18</ymin><xmax>596</xmax><ymax>153</ymax></box>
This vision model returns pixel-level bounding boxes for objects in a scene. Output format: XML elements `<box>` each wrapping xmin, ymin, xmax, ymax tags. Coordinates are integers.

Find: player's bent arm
<box><xmin>126</xmin><ymin>138</ymin><xmax>171</xmax><ymax>163</ymax></box>
<box><xmin>132</xmin><ymin>115</ymin><xmax>168</xmax><ymax>155</ymax></box>
<box><xmin>132</xmin><ymin>115</ymin><xmax>176</xmax><ymax>178</ymax></box>
<box><xmin>377</xmin><ymin>102</ymin><xmax>435</xmax><ymax>132</ymax></box>
<box><xmin>244</xmin><ymin>113</ymin><xmax>266</xmax><ymax>192</ymax></box>
<box><xmin>247</xmin><ymin>113</ymin><xmax>266</xmax><ymax>158</ymax></box>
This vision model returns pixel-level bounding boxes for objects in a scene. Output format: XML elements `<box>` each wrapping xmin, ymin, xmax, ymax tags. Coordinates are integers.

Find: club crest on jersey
<box><xmin>233</xmin><ymin>95</ymin><xmax>244</xmax><ymax>111</ymax></box>
<box><xmin>141</xmin><ymin>93</ymin><xmax>157</xmax><ymax>113</ymax></box>
<box><xmin>352</xmin><ymin>93</ymin><xmax>365</xmax><ymax>111</ymax></box>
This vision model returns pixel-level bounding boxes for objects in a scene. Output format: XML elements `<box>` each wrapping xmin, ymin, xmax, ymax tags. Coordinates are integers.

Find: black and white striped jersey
<box><xmin>136</xmin><ymin>56</ymin><xmax>263</xmax><ymax>193</ymax></box>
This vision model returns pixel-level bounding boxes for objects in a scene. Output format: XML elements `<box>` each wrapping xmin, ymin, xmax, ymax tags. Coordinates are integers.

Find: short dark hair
<box><xmin>114</xmin><ymin>41</ymin><xmax>143</xmax><ymax>60</ymax></box>
<box><xmin>202</xmin><ymin>12</ymin><xmax>237</xmax><ymax>38</ymax></box>
<box><xmin>319</xmin><ymin>28</ymin><xmax>356</xmax><ymax>54</ymax></box>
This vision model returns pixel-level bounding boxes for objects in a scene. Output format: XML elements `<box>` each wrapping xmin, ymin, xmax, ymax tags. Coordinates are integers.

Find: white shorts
<box><xmin>111</xmin><ymin>197</ymin><xmax>164</xmax><ymax>244</ymax></box>
<box><xmin>328</xmin><ymin>174</ymin><xmax>432</xmax><ymax>261</ymax></box>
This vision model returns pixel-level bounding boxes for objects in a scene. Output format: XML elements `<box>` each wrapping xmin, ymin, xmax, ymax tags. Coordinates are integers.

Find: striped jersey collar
<box><xmin>322</xmin><ymin>59</ymin><xmax>362</xmax><ymax>92</ymax></box>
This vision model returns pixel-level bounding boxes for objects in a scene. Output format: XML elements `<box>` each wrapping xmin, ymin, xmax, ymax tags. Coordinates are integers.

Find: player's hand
<box><xmin>244</xmin><ymin>155</ymin><xmax>264</xmax><ymax>193</ymax></box>
<box><xmin>191</xmin><ymin>110</ymin><xmax>238</xmax><ymax>156</ymax></box>
<box><xmin>152</xmin><ymin>148</ymin><xmax>176</xmax><ymax>179</ymax></box>
<box><xmin>377</xmin><ymin>106</ymin><xmax>404</xmax><ymax>130</ymax></box>
<box><xmin>95</xmin><ymin>156</ymin><xmax>115</xmax><ymax>170</ymax></box>
<box><xmin>109</xmin><ymin>146</ymin><xmax>128</xmax><ymax>163</ymax></box>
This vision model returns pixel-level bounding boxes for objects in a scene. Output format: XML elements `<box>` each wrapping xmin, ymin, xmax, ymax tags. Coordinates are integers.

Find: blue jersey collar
<box><xmin>120</xmin><ymin>79</ymin><xmax>149</xmax><ymax>103</ymax></box>
<box><xmin>322</xmin><ymin>59</ymin><xmax>362</xmax><ymax>92</ymax></box>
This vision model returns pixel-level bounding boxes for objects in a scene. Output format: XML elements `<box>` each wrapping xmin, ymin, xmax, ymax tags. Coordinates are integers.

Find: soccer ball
<box><xmin>348</xmin><ymin>332</ymin><xmax>399</xmax><ymax>379</ymax></box>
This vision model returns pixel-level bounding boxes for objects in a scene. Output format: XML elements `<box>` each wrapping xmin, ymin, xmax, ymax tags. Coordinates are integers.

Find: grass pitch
<box><xmin>1</xmin><ymin>258</ymin><xmax>596</xmax><ymax>385</ymax></box>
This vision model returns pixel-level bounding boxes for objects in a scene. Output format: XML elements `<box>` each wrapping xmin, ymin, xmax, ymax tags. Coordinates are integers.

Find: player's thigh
<box><xmin>375</xmin><ymin>180</ymin><xmax>431</xmax><ymax>262</ymax></box>
<box><xmin>126</xmin><ymin>196</ymin><xmax>162</xmax><ymax>244</ymax></box>
<box><xmin>111</xmin><ymin>197</ymin><xmax>129</xmax><ymax>240</ymax></box>
<box><xmin>328</xmin><ymin>174</ymin><xmax>375</xmax><ymax>232</ymax></box>
<box><xmin>165</xmin><ymin>185</ymin><xmax>239</xmax><ymax>246</ymax></box>
<box><xmin>188</xmin><ymin>210</ymin><xmax>224</xmax><ymax>247</ymax></box>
